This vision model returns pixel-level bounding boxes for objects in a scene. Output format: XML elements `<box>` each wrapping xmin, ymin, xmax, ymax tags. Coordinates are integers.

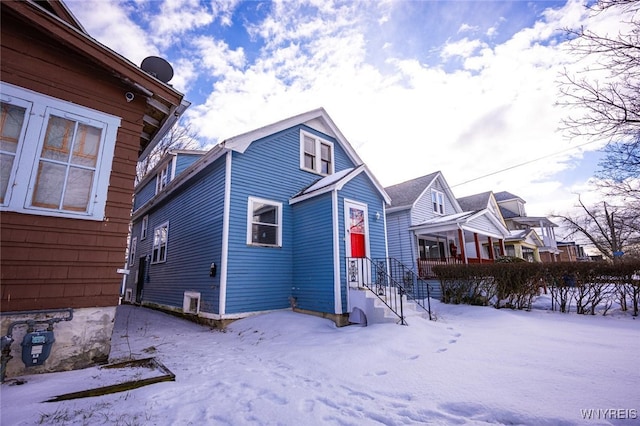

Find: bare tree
<box><xmin>137</xmin><ymin>121</ymin><xmax>202</xmax><ymax>182</ymax></box>
<box><xmin>558</xmin><ymin>0</ymin><xmax>640</xmax><ymax>142</ymax></box>
<box><xmin>553</xmin><ymin>195</ymin><xmax>640</xmax><ymax>262</ymax></box>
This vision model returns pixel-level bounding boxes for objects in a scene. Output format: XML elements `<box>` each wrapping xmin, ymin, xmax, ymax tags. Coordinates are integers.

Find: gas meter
<box><xmin>21</xmin><ymin>331</ymin><xmax>55</xmax><ymax>367</ymax></box>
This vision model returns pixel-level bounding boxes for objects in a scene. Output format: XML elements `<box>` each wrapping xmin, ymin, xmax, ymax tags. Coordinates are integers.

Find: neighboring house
<box><xmin>557</xmin><ymin>241</ymin><xmax>588</xmax><ymax>262</ymax></box>
<box><xmin>458</xmin><ymin>191</ymin><xmax>543</xmax><ymax>263</ymax></box>
<box><xmin>494</xmin><ymin>191</ymin><xmax>560</xmax><ymax>262</ymax></box>
<box><xmin>124</xmin><ymin>108</ymin><xmax>390</xmax><ymax>326</ymax></box>
<box><xmin>1</xmin><ymin>0</ymin><xmax>187</xmax><ymax>380</ymax></box>
<box><xmin>504</xmin><ymin>229</ymin><xmax>543</xmax><ymax>262</ymax></box>
<box><xmin>385</xmin><ymin>173</ymin><xmax>510</xmax><ymax>296</ymax></box>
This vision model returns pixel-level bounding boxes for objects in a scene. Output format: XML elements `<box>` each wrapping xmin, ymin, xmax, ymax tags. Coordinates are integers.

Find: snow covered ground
<box><xmin>2</xmin><ymin>295</ymin><xmax>638</xmax><ymax>425</ymax></box>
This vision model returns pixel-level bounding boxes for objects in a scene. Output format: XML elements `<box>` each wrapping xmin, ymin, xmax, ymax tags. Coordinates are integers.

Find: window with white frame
<box><xmin>141</xmin><ymin>215</ymin><xmax>149</xmax><ymax>239</ymax></box>
<box><xmin>155</xmin><ymin>159</ymin><xmax>173</xmax><ymax>194</ymax></box>
<box><xmin>247</xmin><ymin>197</ymin><xmax>282</xmax><ymax>247</ymax></box>
<box><xmin>0</xmin><ymin>83</ymin><xmax>120</xmax><ymax>220</ymax></box>
<box><xmin>300</xmin><ymin>130</ymin><xmax>333</xmax><ymax>175</ymax></box>
<box><xmin>129</xmin><ymin>237</ymin><xmax>137</xmax><ymax>265</ymax></box>
<box><xmin>432</xmin><ymin>189</ymin><xmax>445</xmax><ymax>215</ymax></box>
<box><xmin>152</xmin><ymin>222</ymin><xmax>169</xmax><ymax>263</ymax></box>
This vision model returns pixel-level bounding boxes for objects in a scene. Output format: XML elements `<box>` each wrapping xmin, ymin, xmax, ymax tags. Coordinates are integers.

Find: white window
<box><xmin>152</xmin><ymin>222</ymin><xmax>169</xmax><ymax>263</ymax></box>
<box><xmin>141</xmin><ymin>215</ymin><xmax>149</xmax><ymax>240</ymax></box>
<box><xmin>129</xmin><ymin>237</ymin><xmax>137</xmax><ymax>265</ymax></box>
<box><xmin>247</xmin><ymin>197</ymin><xmax>282</xmax><ymax>247</ymax></box>
<box><xmin>432</xmin><ymin>189</ymin><xmax>445</xmax><ymax>215</ymax></box>
<box><xmin>0</xmin><ymin>83</ymin><xmax>120</xmax><ymax>220</ymax></box>
<box><xmin>155</xmin><ymin>159</ymin><xmax>174</xmax><ymax>194</ymax></box>
<box><xmin>300</xmin><ymin>130</ymin><xmax>333</xmax><ymax>175</ymax></box>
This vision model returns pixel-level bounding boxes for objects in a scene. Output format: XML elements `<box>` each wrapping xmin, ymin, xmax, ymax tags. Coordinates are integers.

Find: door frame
<box><xmin>344</xmin><ymin>199</ymin><xmax>371</xmax><ymax>294</ymax></box>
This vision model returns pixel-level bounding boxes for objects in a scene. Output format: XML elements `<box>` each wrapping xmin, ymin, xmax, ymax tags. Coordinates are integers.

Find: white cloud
<box><xmin>458</xmin><ymin>23</ymin><xmax>479</xmax><ymax>34</ymax></box>
<box><xmin>440</xmin><ymin>37</ymin><xmax>487</xmax><ymax>60</ymax></box>
<box><xmin>67</xmin><ymin>0</ymin><xmax>631</xmax><ymax>218</ymax></box>
<box><xmin>66</xmin><ymin>1</ymin><xmax>158</xmax><ymax>65</ymax></box>
<box><xmin>150</xmin><ymin>0</ymin><xmax>216</xmax><ymax>49</ymax></box>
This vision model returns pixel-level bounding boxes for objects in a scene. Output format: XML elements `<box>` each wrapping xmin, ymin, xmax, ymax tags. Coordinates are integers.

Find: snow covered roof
<box><xmin>290</xmin><ymin>165</ymin><xmax>391</xmax><ymax>205</ymax></box>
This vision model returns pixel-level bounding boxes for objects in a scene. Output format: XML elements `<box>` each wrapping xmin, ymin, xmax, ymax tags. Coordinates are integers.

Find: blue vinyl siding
<box><xmin>175</xmin><ymin>153</ymin><xmax>203</xmax><ymax>177</ymax></box>
<box><xmin>411</xmin><ymin>177</ymin><xmax>457</xmax><ymax>225</ymax></box>
<box><xmin>224</xmin><ymin>125</ymin><xmax>358</xmax><ymax>315</ymax></box>
<box><xmin>126</xmin><ymin>156</ymin><xmax>227</xmax><ymax>313</ymax></box>
<box><xmin>133</xmin><ymin>179</ymin><xmax>156</xmax><ymax>212</ymax></box>
<box><xmin>291</xmin><ymin>193</ymin><xmax>336</xmax><ymax>313</ymax></box>
<box><xmin>386</xmin><ymin>210</ymin><xmax>416</xmax><ymax>271</ymax></box>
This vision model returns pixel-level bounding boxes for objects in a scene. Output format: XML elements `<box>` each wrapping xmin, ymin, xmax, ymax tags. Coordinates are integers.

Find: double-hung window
<box><xmin>247</xmin><ymin>197</ymin><xmax>282</xmax><ymax>247</ymax></box>
<box><xmin>152</xmin><ymin>222</ymin><xmax>169</xmax><ymax>263</ymax></box>
<box><xmin>129</xmin><ymin>237</ymin><xmax>137</xmax><ymax>265</ymax></box>
<box><xmin>155</xmin><ymin>159</ymin><xmax>174</xmax><ymax>194</ymax></box>
<box><xmin>141</xmin><ymin>215</ymin><xmax>149</xmax><ymax>240</ymax></box>
<box><xmin>0</xmin><ymin>83</ymin><xmax>119</xmax><ymax>220</ymax></box>
<box><xmin>300</xmin><ymin>130</ymin><xmax>333</xmax><ymax>175</ymax></box>
<box><xmin>432</xmin><ymin>189</ymin><xmax>445</xmax><ymax>215</ymax></box>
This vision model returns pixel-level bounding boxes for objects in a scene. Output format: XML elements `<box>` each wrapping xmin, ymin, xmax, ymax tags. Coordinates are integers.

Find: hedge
<box><xmin>432</xmin><ymin>260</ymin><xmax>640</xmax><ymax>316</ymax></box>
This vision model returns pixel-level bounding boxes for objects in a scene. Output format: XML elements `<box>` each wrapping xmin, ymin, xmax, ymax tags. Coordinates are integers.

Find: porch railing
<box><xmin>346</xmin><ymin>257</ymin><xmax>433</xmax><ymax>324</ymax></box>
<box><xmin>417</xmin><ymin>257</ymin><xmax>494</xmax><ymax>278</ymax></box>
<box><xmin>375</xmin><ymin>257</ymin><xmax>432</xmax><ymax>321</ymax></box>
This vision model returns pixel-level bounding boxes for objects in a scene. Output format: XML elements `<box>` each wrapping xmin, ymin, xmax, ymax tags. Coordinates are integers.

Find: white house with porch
<box><xmin>385</xmin><ymin>172</ymin><xmax>510</xmax><ymax>299</ymax></box>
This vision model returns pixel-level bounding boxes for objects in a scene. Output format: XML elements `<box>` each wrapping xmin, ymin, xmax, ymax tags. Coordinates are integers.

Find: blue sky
<box><xmin>65</xmin><ymin>0</ymin><xmax>627</xmax><ymax>221</ymax></box>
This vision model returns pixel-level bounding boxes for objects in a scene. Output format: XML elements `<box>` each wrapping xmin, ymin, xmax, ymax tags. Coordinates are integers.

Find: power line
<box><xmin>450</xmin><ymin>139</ymin><xmax>603</xmax><ymax>188</ymax></box>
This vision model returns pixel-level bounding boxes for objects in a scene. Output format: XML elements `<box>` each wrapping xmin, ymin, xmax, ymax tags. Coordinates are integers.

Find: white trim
<box><xmin>299</xmin><ymin>129</ymin><xmax>335</xmax><ymax>176</ymax></box>
<box><xmin>124</xmin><ymin>289</ymin><xmax>133</xmax><ymax>303</ymax></box>
<box><xmin>344</xmin><ymin>199</ymin><xmax>370</xmax><ymax>258</ymax></box>
<box><xmin>332</xmin><ymin>191</ymin><xmax>342</xmax><ymax>314</ymax></box>
<box><xmin>246</xmin><ymin>196</ymin><xmax>283</xmax><ymax>247</ymax></box>
<box><xmin>219</xmin><ymin>152</ymin><xmax>232</xmax><ymax>316</ymax></box>
<box><xmin>431</xmin><ymin>189</ymin><xmax>445</xmax><ymax>215</ymax></box>
<box><xmin>141</xmin><ymin>215</ymin><xmax>149</xmax><ymax>240</ymax></box>
<box><xmin>151</xmin><ymin>221</ymin><xmax>169</xmax><ymax>263</ymax></box>
<box><xmin>129</xmin><ymin>237</ymin><xmax>137</xmax><ymax>265</ymax></box>
<box><xmin>0</xmin><ymin>82</ymin><xmax>121</xmax><ymax>221</ymax></box>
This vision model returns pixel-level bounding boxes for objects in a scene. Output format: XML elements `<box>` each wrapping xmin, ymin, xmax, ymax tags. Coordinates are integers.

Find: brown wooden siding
<box><xmin>0</xmin><ymin>12</ymin><xmax>147</xmax><ymax>311</ymax></box>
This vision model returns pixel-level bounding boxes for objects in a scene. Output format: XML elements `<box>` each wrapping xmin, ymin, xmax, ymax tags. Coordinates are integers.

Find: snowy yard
<box><xmin>1</xmin><ymin>295</ymin><xmax>638</xmax><ymax>425</ymax></box>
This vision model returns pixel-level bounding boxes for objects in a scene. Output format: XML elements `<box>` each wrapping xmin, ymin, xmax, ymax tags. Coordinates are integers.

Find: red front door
<box><xmin>348</xmin><ymin>205</ymin><xmax>366</xmax><ymax>258</ymax></box>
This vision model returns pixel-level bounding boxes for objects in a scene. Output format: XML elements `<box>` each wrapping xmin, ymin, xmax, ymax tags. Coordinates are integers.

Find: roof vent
<box><xmin>140</xmin><ymin>56</ymin><xmax>174</xmax><ymax>83</ymax></box>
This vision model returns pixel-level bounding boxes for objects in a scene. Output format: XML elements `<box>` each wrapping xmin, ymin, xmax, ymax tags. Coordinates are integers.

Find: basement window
<box><xmin>183</xmin><ymin>291</ymin><xmax>200</xmax><ymax>314</ymax></box>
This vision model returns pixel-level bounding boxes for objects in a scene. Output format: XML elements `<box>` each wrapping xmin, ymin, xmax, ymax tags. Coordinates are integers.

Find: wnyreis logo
<box><xmin>580</xmin><ymin>409</ymin><xmax>638</xmax><ymax>420</ymax></box>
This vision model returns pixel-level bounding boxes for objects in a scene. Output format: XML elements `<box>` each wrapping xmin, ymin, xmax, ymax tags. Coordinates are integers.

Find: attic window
<box><xmin>432</xmin><ymin>190</ymin><xmax>445</xmax><ymax>215</ymax></box>
<box><xmin>155</xmin><ymin>158</ymin><xmax>175</xmax><ymax>194</ymax></box>
<box><xmin>300</xmin><ymin>130</ymin><xmax>334</xmax><ymax>176</ymax></box>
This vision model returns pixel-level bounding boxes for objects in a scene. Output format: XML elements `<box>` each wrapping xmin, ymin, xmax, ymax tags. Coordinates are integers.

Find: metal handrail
<box><xmin>375</xmin><ymin>258</ymin><xmax>432</xmax><ymax>320</ymax></box>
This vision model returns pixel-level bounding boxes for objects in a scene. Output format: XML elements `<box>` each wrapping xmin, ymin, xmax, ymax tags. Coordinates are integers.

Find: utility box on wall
<box><xmin>21</xmin><ymin>331</ymin><xmax>55</xmax><ymax>367</ymax></box>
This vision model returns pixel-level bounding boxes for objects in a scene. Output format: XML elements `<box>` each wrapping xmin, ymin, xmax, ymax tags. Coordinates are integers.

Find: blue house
<box><xmin>124</xmin><ymin>108</ymin><xmax>391</xmax><ymax>326</ymax></box>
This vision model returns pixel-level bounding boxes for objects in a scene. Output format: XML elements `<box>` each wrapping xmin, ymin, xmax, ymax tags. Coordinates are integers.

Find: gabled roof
<box><xmin>457</xmin><ymin>191</ymin><xmax>493</xmax><ymax>212</ymax></box>
<box><xmin>290</xmin><ymin>165</ymin><xmax>391</xmax><ymax>205</ymax></box>
<box><xmin>3</xmin><ymin>0</ymin><xmax>188</xmax><ymax>160</ymax></box>
<box><xmin>500</xmin><ymin>206</ymin><xmax>520</xmax><ymax>219</ymax></box>
<box><xmin>506</xmin><ymin>229</ymin><xmax>544</xmax><ymax>247</ymax></box>
<box><xmin>133</xmin><ymin>109</ymin><xmax>390</xmax><ymax>217</ymax></box>
<box><xmin>385</xmin><ymin>171</ymin><xmax>461</xmax><ymax>212</ymax></box>
<box><xmin>222</xmin><ymin>107</ymin><xmax>363</xmax><ymax>166</ymax></box>
<box><xmin>409</xmin><ymin>208</ymin><xmax>509</xmax><ymax>239</ymax></box>
<box><xmin>494</xmin><ymin>191</ymin><xmax>525</xmax><ymax>203</ymax></box>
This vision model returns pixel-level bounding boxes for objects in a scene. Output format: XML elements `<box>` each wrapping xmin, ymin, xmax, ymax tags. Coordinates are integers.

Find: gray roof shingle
<box><xmin>384</xmin><ymin>171</ymin><xmax>440</xmax><ymax>208</ymax></box>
